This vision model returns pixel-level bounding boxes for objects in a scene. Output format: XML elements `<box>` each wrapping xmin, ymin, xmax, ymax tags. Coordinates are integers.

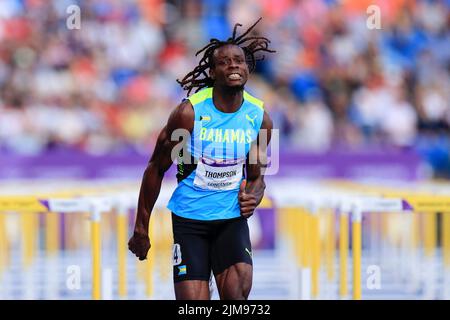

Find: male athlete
<box><xmin>128</xmin><ymin>18</ymin><xmax>275</xmax><ymax>300</ymax></box>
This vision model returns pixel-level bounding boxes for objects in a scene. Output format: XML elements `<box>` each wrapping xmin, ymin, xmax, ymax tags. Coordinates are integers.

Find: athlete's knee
<box><xmin>240</xmin><ymin>273</ymin><xmax>253</xmax><ymax>299</ymax></box>
<box><xmin>221</xmin><ymin>280</ymin><xmax>252</xmax><ymax>300</ymax></box>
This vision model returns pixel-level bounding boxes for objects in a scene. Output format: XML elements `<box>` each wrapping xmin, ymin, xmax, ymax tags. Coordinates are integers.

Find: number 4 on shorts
<box><xmin>172</xmin><ymin>243</ymin><xmax>182</xmax><ymax>265</ymax></box>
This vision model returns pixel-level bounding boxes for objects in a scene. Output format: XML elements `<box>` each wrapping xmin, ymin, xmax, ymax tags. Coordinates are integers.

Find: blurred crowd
<box><xmin>0</xmin><ymin>0</ymin><xmax>449</xmax><ymax>174</ymax></box>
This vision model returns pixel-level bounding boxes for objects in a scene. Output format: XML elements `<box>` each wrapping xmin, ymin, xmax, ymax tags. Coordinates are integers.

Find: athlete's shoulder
<box><xmin>167</xmin><ymin>98</ymin><xmax>194</xmax><ymax>132</ymax></box>
<box><xmin>243</xmin><ymin>90</ymin><xmax>264</xmax><ymax>110</ymax></box>
<box><xmin>261</xmin><ymin>109</ymin><xmax>273</xmax><ymax>130</ymax></box>
<box><xmin>187</xmin><ymin>87</ymin><xmax>213</xmax><ymax>106</ymax></box>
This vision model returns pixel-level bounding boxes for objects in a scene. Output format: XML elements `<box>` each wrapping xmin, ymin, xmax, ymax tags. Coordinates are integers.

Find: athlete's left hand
<box><xmin>238</xmin><ymin>180</ymin><xmax>257</xmax><ymax>218</ymax></box>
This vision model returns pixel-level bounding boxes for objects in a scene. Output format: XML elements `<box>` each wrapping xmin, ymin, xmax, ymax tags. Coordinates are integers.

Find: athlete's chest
<box><xmin>193</xmin><ymin>105</ymin><xmax>260</xmax><ymax>144</ymax></box>
<box><xmin>188</xmin><ymin>100</ymin><xmax>262</xmax><ymax>161</ymax></box>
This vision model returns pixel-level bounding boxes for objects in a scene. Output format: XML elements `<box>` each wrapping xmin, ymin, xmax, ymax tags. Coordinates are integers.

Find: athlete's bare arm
<box><xmin>128</xmin><ymin>100</ymin><xmax>194</xmax><ymax>260</ymax></box>
<box><xmin>239</xmin><ymin>110</ymin><xmax>273</xmax><ymax>218</ymax></box>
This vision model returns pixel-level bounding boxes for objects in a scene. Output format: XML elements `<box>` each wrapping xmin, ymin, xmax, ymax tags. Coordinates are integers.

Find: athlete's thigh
<box><xmin>172</xmin><ymin>213</ymin><xmax>212</xmax><ymax>299</ymax></box>
<box><xmin>211</xmin><ymin>217</ymin><xmax>253</xmax><ymax>300</ymax></box>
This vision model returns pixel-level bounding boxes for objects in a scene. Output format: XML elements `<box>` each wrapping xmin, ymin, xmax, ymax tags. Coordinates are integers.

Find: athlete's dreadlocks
<box><xmin>177</xmin><ymin>17</ymin><xmax>276</xmax><ymax>96</ymax></box>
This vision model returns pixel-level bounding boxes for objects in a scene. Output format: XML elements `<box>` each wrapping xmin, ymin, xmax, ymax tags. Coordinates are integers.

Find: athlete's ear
<box><xmin>209</xmin><ymin>67</ymin><xmax>216</xmax><ymax>80</ymax></box>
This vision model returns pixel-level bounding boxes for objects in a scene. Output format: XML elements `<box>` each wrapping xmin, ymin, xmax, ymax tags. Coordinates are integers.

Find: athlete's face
<box><xmin>210</xmin><ymin>44</ymin><xmax>249</xmax><ymax>89</ymax></box>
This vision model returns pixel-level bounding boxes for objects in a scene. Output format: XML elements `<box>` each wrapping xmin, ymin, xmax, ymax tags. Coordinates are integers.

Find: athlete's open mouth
<box><xmin>227</xmin><ymin>73</ymin><xmax>242</xmax><ymax>81</ymax></box>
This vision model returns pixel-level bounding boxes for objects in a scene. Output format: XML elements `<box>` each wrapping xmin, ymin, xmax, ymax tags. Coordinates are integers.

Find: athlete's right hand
<box><xmin>128</xmin><ymin>232</ymin><xmax>151</xmax><ymax>260</ymax></box>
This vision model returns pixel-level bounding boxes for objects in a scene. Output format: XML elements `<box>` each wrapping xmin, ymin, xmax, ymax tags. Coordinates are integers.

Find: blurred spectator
<box><xmin>293</xmin><ymin>92</ymin><xmax>334</xmax><ymax>152</ymax></box>
<box><xmin>0</xmin><ymin>0</ymin><xmax>449</xmax><ymax>174</ymax></box>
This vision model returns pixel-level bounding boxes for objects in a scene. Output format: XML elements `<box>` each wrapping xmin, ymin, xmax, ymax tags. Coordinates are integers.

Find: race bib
<box><xmin>194</xmin><ymin>157</ymin><xmax>244</xmax><ymax>191</ymax></box>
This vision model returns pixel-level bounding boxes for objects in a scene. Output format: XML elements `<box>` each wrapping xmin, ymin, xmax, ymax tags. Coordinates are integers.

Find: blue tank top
<box><xmin>167</xmin><ymin>87</ymin><xmax>265</xmax><ymax>220</ymax></box>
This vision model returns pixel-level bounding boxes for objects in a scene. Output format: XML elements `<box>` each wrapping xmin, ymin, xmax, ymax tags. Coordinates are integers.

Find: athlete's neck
<box><xmin>212</xmin><ymin>86</ymin><xmax>244</xmax><ymax>113</ymax></box>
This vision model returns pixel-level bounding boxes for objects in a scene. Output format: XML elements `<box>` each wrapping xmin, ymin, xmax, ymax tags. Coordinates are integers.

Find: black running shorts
<box><xmin>171</xmin><ymin>212</ymin><xmax>253</xmax><ymax>283</ymax></box>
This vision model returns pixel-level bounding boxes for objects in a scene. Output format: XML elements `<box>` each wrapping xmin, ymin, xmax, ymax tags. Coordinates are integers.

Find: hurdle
<box><xmin>383</xmin><ymin>192</ymin><xmax>450</xmax><ymax>299</ymax></box>
<box><xmin>270</xmin><ymin>179</ymin><xmax>450</xmax><ymax>300</ymax></box>
<box><xmin>270</xmin><ymin>182</ymin><xmax>329</xmax><ymax>299</ymax></box>
<box><xmin>1</xmin><ymin>179</ymin><xmax>448</xmax><ymax>300</ymax></box>
<box><xmin>327</xmin><ymin>180</ymin><xmax>450</xmax><ymax>300</ymax></box>
<box><xmin>0</xmin><ymin>182</ymin><xmax>141</xmax><ymax>300</ymax></box>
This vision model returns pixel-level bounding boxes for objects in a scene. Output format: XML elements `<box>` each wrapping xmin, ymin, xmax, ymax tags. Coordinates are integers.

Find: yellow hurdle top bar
<box><xmin>324</xmin><ymin>180</ymin><xmax>450</xmax><ymax>213</ymax></box>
